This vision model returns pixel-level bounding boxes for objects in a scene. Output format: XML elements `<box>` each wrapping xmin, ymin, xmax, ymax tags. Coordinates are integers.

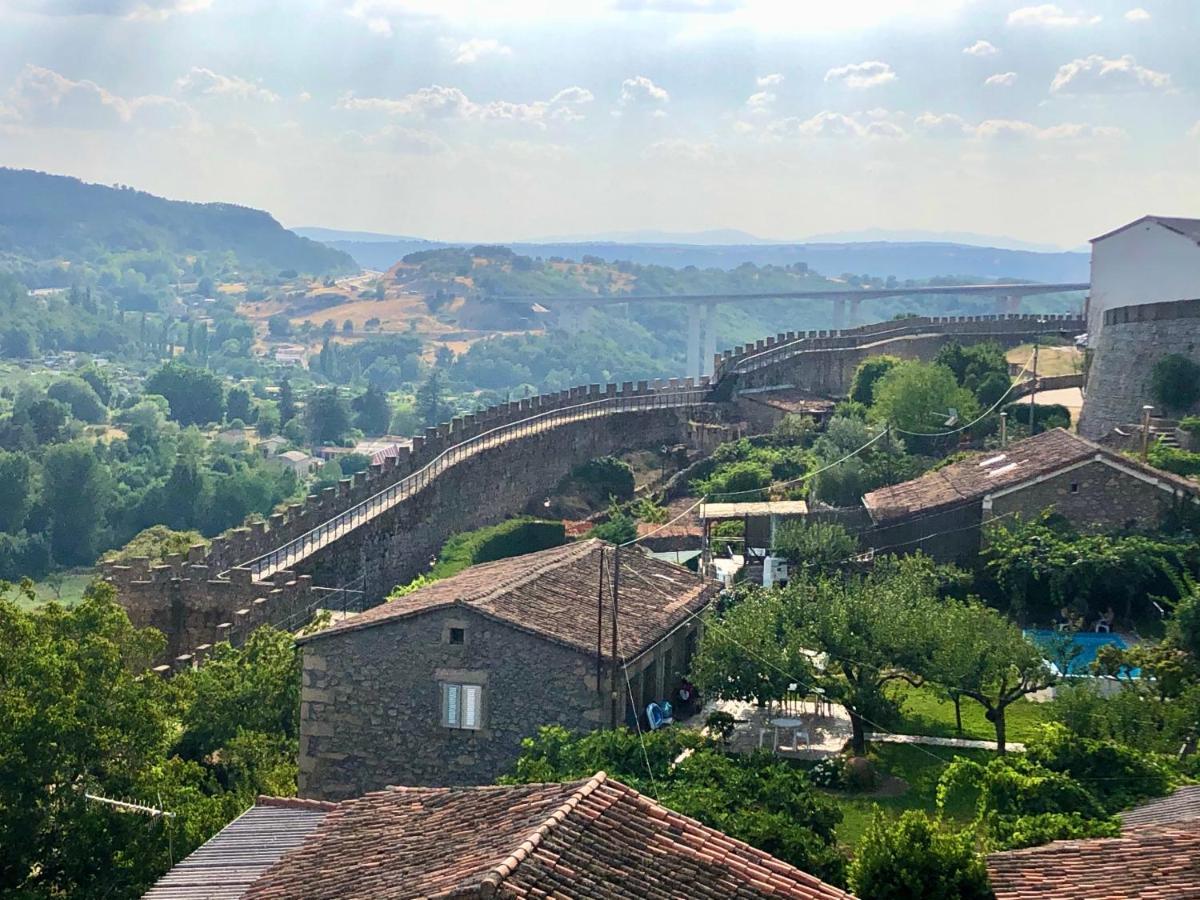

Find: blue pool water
<box><xmin>1025</xmin><ymin>629</ymin><xmax>1141</xmax><ymax>678</ymax></box>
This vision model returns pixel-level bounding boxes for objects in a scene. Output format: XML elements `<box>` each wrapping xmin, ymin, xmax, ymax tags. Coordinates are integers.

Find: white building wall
<box><xmin>1087</xmin><ymin>221</ymin><xmax>1200</xmax><ymax>339</ymax></box>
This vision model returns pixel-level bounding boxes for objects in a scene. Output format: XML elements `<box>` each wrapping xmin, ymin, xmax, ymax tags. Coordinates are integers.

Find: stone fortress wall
<box><xmin>1078</xmin><ymin>298</ymin><xmax>1200</xmax><ymax>440</ymax></box>
<box><xmin>106</xmin><ymin>312</ymin><xmax>1085</xmax><ymax>668</ymax></box>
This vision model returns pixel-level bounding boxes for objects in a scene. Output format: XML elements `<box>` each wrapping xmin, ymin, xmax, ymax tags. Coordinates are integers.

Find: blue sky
<box><xmin>0</xmin><ymin>0</ymin><xmax>1196</xmax><ymax>247</ymax></box>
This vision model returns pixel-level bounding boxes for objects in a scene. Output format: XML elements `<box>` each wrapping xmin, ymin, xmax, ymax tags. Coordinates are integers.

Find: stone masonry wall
<box><xmin>717</xmin><ymin>314</ymin><xmax>1084</xmax><ymax>397</ymax></box>
<box><xmin>1079</xmin><ymin>298</ymin><xmax>1200</xmax><ymax>439</ymax></box>
<box><xmin>298</xmin><ymin>607</ymin><xmax>607</xmax><ymax>798</ymax></box>
<box><xmin>986</xmin><ymin>459</ymin><xmax>1185</xmax><ymax>531</ymax></box>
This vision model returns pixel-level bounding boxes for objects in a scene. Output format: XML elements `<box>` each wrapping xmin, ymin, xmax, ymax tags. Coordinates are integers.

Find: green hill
<box><xmin>0</xmin><ymin>168</ymin><xmax>354</xmax><ymax>279</ymax></box>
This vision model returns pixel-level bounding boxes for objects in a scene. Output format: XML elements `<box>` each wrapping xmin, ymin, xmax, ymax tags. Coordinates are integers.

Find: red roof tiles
<box><xmin>241</xmin><ymin>773</ymin><xmax>854</xmax><ymax>899</ymax></box>
<box><xmin>297</xmin><ymin>539</ymin><xmax>718</xmax><ymax>662</ymax></box>
<box><xmin>863</xmin><ymin>428</ymin><xmax>1199</xmax><ymax>523</ymax></box>
<box><xmin>986</xmin><ymin>824</ymin><xmax>1200</xmax><ymax>900</ymax></box>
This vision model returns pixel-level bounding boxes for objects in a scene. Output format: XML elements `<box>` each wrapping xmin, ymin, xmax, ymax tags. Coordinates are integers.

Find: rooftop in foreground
<box><xmin>149</xmin><ymin>774</ymin><xmax>855</xmax><ymax>899</ymax></box>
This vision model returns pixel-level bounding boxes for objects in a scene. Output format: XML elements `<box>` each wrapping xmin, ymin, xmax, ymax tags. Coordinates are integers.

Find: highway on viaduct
<box><xmin>489</xmin><ymin>281</ymin><xmax>1090</xmax><ymax>380</ymax></box>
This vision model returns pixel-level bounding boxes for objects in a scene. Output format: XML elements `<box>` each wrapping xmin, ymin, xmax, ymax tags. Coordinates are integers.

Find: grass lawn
<box><xmin>884</xmin><ymin>682</ymin><xmax>1052</xmax><ymax>746</ymax></box>
<box><xmin>15</xmin><ymin>571</ymin><xmax>96</xmax><ymax>609</ymax></box>
<box><xmin>823</xmin><ymin>742</ymin><xmax>993</xmax><ymax>850</ymax></box>
<box><xmin>1006</xmin><ymin>342</ymin><xmax>1082</xmax><ymax>377</ymax></box>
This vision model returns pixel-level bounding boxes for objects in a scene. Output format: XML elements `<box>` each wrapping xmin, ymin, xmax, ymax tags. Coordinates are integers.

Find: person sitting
<box><xmin>677</xmin><ymin>678</ymin><xmax>698</xmax><ymax>715</ymax></box>
<box><xmin>1054</xmin><ymin>605</ymin><xmax>1074</xmax><ymax>631</ymax></box>
<box><xmin>1094</xmin><ymin>606</ymin><xmax>1115</xmax><ymax>633</ymax></box>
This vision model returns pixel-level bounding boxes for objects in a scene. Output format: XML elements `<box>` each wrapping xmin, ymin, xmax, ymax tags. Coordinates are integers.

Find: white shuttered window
<box><xmin>443</xmin><ymin>683</ymin><xmax>482</xmax><ymax>730</ymax></box>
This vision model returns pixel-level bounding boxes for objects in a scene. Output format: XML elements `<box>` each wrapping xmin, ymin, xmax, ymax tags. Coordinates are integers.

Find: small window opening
<box><xmin>449</xmin><ymin>627</ymin><xmax>465</xmax><ymax>645</ymax></box>
<box><xmin>1069</xmin><ymin>482</ymin><xmax>1079</xmax><ymax>494</ymax></box>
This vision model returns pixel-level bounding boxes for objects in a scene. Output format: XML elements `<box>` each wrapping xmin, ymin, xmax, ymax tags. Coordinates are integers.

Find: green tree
<box><xmin>255</xmin><ymin>402</ymin><xmax>281</xmax><ymax>437</ymax></box>
<box><xmin>927</xmin><ymin>601</ymin><xmax>1056</xmax><ymax>752</ymax></box>
<box><xmin>277</xmin><ymin>376</ymin><xmax>297</xmax><ymax>425</ymax></box>
<box><xmin>849</xmin><ymin>810</ymin><xmax>992</xmax><ymax>900</ymax></box>
<box><xmin>1150</xmin><ymin>353</ymin><xmax>1200</xmax><ymax>413</ymax></box>
<box><xmin>771</xmin><ymin>519</ymin><xmax>858</xmax><ymax>576</ymax></box>
<box><xmin>1</xmin><ymin>324</ymin><xmax>37</xmax><ymax>358</ymax></box>
<box><xmin>47</xmin><ymin>377</ymin><xmax>108</xmax><ymax>424</ymax></box>
<box><xmin>352</xmin><ymin>384</ymin><xmax>392</xmax><ymax>435</ymax></box>
<box><xmin>303</xmin><ymin>387</ymin><xmax>352</xmax><ymax>444</ymax></box>
<box><xmin>42</xmin><ymin>441</ymin><xmax>112</xmax><ymax>565</ymax></box>
<box><xmin>693</xmin><ymin>557</ymin><xmax>944</xmax><ymax>755</ymax></box>
<box><xmin>0</xmin><ymin>450</ymin><xmax>36</xmax><ymax>533</ymax></box>
<box><xmin>225</xmin><ymin>385</ymin><xmax>253</xmax><ymax>424</ymax></box>
<box><xmin>145</xmin><ymin>362</ymin><xmax>224</xmax><ymax>426</ymax></box>
<box><xmin>415</xmin><ymin>371</ymin><xmax>450</xmax><ymax>427</ymax></box>
<box><xmin>870</xmin><ymin>360</ymin><xmax>980</xmax><ymax>450</ymax></box>
<box><xmin>267</xmin><ymin>313</ymin><xmax>292</xmax><ymax>337</ymax></box>
<box><xmin>849</xmin><ymin>355</ymin><xmax>900</xmax><ymax>405</ymax></box>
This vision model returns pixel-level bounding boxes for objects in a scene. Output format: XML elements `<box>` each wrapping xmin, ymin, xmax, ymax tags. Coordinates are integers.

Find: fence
<box><xmin>235</xmin><ymin>386</ymin><xmax>712</xmax><ymax>581</ymax></box>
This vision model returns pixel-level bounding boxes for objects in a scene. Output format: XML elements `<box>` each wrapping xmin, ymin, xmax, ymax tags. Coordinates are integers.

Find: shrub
<box><xmin>771</xmin><ymin>519</ymin><xmax>857</xmax><ymax>574</ymax></box>
<box><xmin>849</xmin><ymin>810</ymin><xmax>992</xmax><ymax>900</ymax></box>
<box><xmin>849</xmin><ymin>356</ymin><xmax>900</xmax><ymax>406</ymax></box>
<box><xmin>569</xmin><ymin>457</ymin><xmax>635</xmax><ymax>506</ymax></box>
<box><xmin>1151</xmin><ymin>353</ymin><xmax>1200</xmax><ymax>413</ymax></box>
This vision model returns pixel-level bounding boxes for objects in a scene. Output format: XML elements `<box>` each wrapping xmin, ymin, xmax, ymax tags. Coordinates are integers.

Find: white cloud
<box><xmin>642</xmin><ymin>138</ymin><xmax>724</xmax><ymax>163</ymax></box>
<box><xmin>1050</xmin><ymin>54</ymin><xmax>1171</xmax><ymax>94</ymax></box>
<box><xmin>6</xmin><ymin>64</ymin><xmax>189</xmax><ymax>129</ymax></box>
<box><xmin>972</xmin><ymin>118</ymin><xmax>1124</xmax><ymax>141</ymax></box>
<box><xmin>745</xmin><ymin>90</ymin><xmax>775</xmax><ymax>112</ymax></box>
<box><xmin>984</xmin><ymin>72</ymin><xmax>1018</xmax><ymax>87</ymax></box>
<box><xmin>19</xmin><ymin>0</ymin><xmax>211</xmax><ymax>19</ymax></box>
<box><xmin>914</xmin><ymin>111</ymin><xmax>971</xmax><ymax>137</ymax></box>
<box><xmin>768</xmin><ymin>109</ymin><xmax>906</xmax><ymax>140</ymax></box>
<box><xmin>341</xmin><ymin>125</ymin><xmax>448</xmax><ymax>155</ymax></box>
<box><xmin>755</xmin><ymin>73</ymin><xmax>784</xmax><ymax>88</ymax></box>
<box><xmin>452</xmin><ymin>38</ymin><xmax>513</xmax><ymax>65</ymax></box>
<box><xmin>619</xmin><ymin>75</ymin><xmax>670</xmax><ymax>109</ymax></box>
<box><xmin>1007</xmin><ymin>4</ymin><xmax>1101</xmax><ymax>27</ymax></box>
<box><xmin>1124</xmin><ymin>7</ymin><xmax>1150</xmax><ymax>21</ymax></box>
<box><xmin>823</xmin><ymin>60</ymin><xmax>896</xmax><ymax>90</ymax></box>
<box><xmin>962</xmin><ymin>39</ymin><xmax>999</xmax><ymax>57</ymax></box>
<box><xmin>335</xmin><ymin>84</ymin><xmax>593</xmax><ymax>127</ymax></box>
<box><xmin>913</xmin><ymin>110</ymin><xmax>1124</xmax><ymax>141</ymax></box>
<box><xmin>298</xmin><ymin>91</ymin><xmax>312</xmax><ymax>103</ymax></box>
<box><xmin>175</xmin><ymin>68</ymin><xmax>279</xmax><ymax>102</ymax></box>
<box><xmin>614</xmin><ymin>0</ymin><xmax>744</xmax><ymax>11</ymax></box>
<box><xmin>1189</xmin><ymin>121</ymin><xmax>1200</xmax><ymax>139</ymax></box>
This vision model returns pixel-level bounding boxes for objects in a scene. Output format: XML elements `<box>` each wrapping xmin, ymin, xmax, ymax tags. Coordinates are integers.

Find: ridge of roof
<box><xmin>297</xmin><ymin>538</ymin><xmax>601</xmax><ymax>645</ymax></box>
<box><xmin>255</xmin><ymin>795</ymin><xmax>340</xmax><ymax>812</ymax></box>
<box><xmin>478</xmin><ymin>771</ymin><xmax>610</xmax><ymax>898</ymax></box>
<box><xmin>1091</xmin><ymin>214</ymin><xmax>1200</xmax><ymax>245</ymax></box>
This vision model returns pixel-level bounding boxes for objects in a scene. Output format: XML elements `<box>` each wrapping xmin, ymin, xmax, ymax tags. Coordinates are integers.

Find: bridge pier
<box><xmin>686</xmin><ymin>301</ymin><xmax>720</xmax><ymax>380</ymax></box>
<box><xmin>994</xmin><ymin>295</ymin><xmax>1022</xmax><ymax>316</ymax></box>
<box><xmin>833</xmin><ymin>298</ymin><xmax>846</xmax><ymax>332</ymax></box>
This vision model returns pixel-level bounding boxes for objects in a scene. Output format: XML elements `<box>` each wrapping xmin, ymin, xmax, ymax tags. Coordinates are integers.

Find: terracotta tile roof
<box><xmin>297</xmin><ymin>539</ymin><xmax>718</xmax><ymax>662</ymax></box>
<box><xmin>863</xmin><ymin>428</ymin><xmax>1200</xmax><ymax>524</ymax></box>
<box><xmin>1122</xmin><ymin>784</ymin><xmax>1200</xmax><ymax>830</ymax></box>
<box><xmin>243</xmin><ymin>772</ymin><xmax>855</xmax><ymax>899</ymax></box>
<box><xmin>143</xmin><ymin>800</ymin><xmax>333</xmax><ymax>899</ymax></box>
<box><xmin>986</xmin><ymin>824</ymin><xmax>1200</xmax><ymax>899</ymax></box>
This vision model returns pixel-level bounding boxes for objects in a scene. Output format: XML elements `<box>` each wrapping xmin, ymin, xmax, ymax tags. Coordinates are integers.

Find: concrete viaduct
<box><xmin>490</xmin><ymin>282</ymin><xmax>1089</xmax><ymax>380</ymax></box>
<box><xmin>105</xmin><ymin>311</ymin><xmax>1084</xmax><ymax>668</ymax></box>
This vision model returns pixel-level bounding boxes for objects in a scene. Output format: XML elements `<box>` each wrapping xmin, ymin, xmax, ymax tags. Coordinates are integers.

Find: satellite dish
<box><xmin>944</xmin><ymin>407</ymin><xmax>959</xmax><ymax>427</ymax></box>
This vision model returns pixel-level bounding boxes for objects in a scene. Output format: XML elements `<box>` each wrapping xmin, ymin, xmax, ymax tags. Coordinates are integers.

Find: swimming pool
<box><xmin>1025</xmin><ymin>629</ymin><xmax>1140</xmax><ymax>678</ymax></box>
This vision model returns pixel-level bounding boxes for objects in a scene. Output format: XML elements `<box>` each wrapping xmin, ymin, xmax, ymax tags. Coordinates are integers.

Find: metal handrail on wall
<box><xmin>235</xmin><ymin>387</ymin><xmax>711</xmax><ymax>580</ymax></box>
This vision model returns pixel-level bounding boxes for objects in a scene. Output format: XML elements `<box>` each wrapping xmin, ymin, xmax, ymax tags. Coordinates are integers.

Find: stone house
<box><xmin>272</xmin><ymin>449</ymin><xmax>319</xmax><ymax>478</ymax></box>
<box><xmin>145</xmin><ymin>774</ymin><xmax>853</xmax><ymax>899</ymax></box>
<box><xmin>296</xmin><ymin>539</ymin><xmax>720</xmax><ymax>800</ymax></box>
<box><xmin>862</xmin><ymin>428</ymin><xmax>1200</xmax><ymax>564</ymax></box>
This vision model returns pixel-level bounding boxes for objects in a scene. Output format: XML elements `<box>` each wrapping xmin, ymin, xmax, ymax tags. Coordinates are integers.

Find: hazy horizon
<box><xmin>1</xmin><ymin>0</ymin><xmax>1196</xmax><ymax>248</ymax></box>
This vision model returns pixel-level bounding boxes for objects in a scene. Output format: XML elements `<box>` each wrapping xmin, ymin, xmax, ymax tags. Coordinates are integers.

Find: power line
<box><xmin>891</xmin><ymin>350</ymin><xmax>1035</xmax><ymax>438</ymax></box>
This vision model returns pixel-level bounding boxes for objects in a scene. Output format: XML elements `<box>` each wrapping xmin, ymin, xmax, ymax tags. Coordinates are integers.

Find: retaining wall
<box><xmin>1079</xmin><ymin>298</ymin><xmax>1200</xmax><ymax>440</ymax></box>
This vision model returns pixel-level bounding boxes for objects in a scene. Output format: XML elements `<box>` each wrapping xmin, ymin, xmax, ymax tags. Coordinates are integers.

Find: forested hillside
<box><xmin>0</xmin><ymin>169</ymin><xmax>354</xmax><ymax>283</ymax></box>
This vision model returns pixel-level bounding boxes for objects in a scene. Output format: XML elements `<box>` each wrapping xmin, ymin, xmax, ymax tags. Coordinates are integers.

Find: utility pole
<box><xmin>596</xmin><ymin>547</ymin><xmax>606</xmax><ymax>710</ymax></box>
<box><xmin>999</xmin><ymin>411</ymin><xmax>1008</xmax><ymax>448</ymax></box>
<box><xmin>1141</xmin><ymin>405</ymin><xmax>1154</xmax><ymax>462</ymax></box>
<box><xmin>1028</xmin><ymin>337</ymin><xmax>1040</xmax><ymax>434</ymax></box>
<box><xmin>609</xmin><ymin>544</ymin><xmax>621</xmax><ymax>730</ymax></box>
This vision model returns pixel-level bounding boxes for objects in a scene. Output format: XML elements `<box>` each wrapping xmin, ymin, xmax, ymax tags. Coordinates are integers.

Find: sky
<box><xmin>0</xmin><ymin>0</ymin><xmax>1196</xmax><ymax>248</ymax></box>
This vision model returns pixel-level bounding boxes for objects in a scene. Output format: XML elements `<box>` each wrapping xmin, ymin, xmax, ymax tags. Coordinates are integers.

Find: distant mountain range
<box><xmin>1</xmin><ymin>169</ymin><xmax>354</xmax><ymax>276</ymax></box>
<box><xmin>298</xmin><ymin>226</ymin><xmax>1090</xmax><ymax>284</ymax></box>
